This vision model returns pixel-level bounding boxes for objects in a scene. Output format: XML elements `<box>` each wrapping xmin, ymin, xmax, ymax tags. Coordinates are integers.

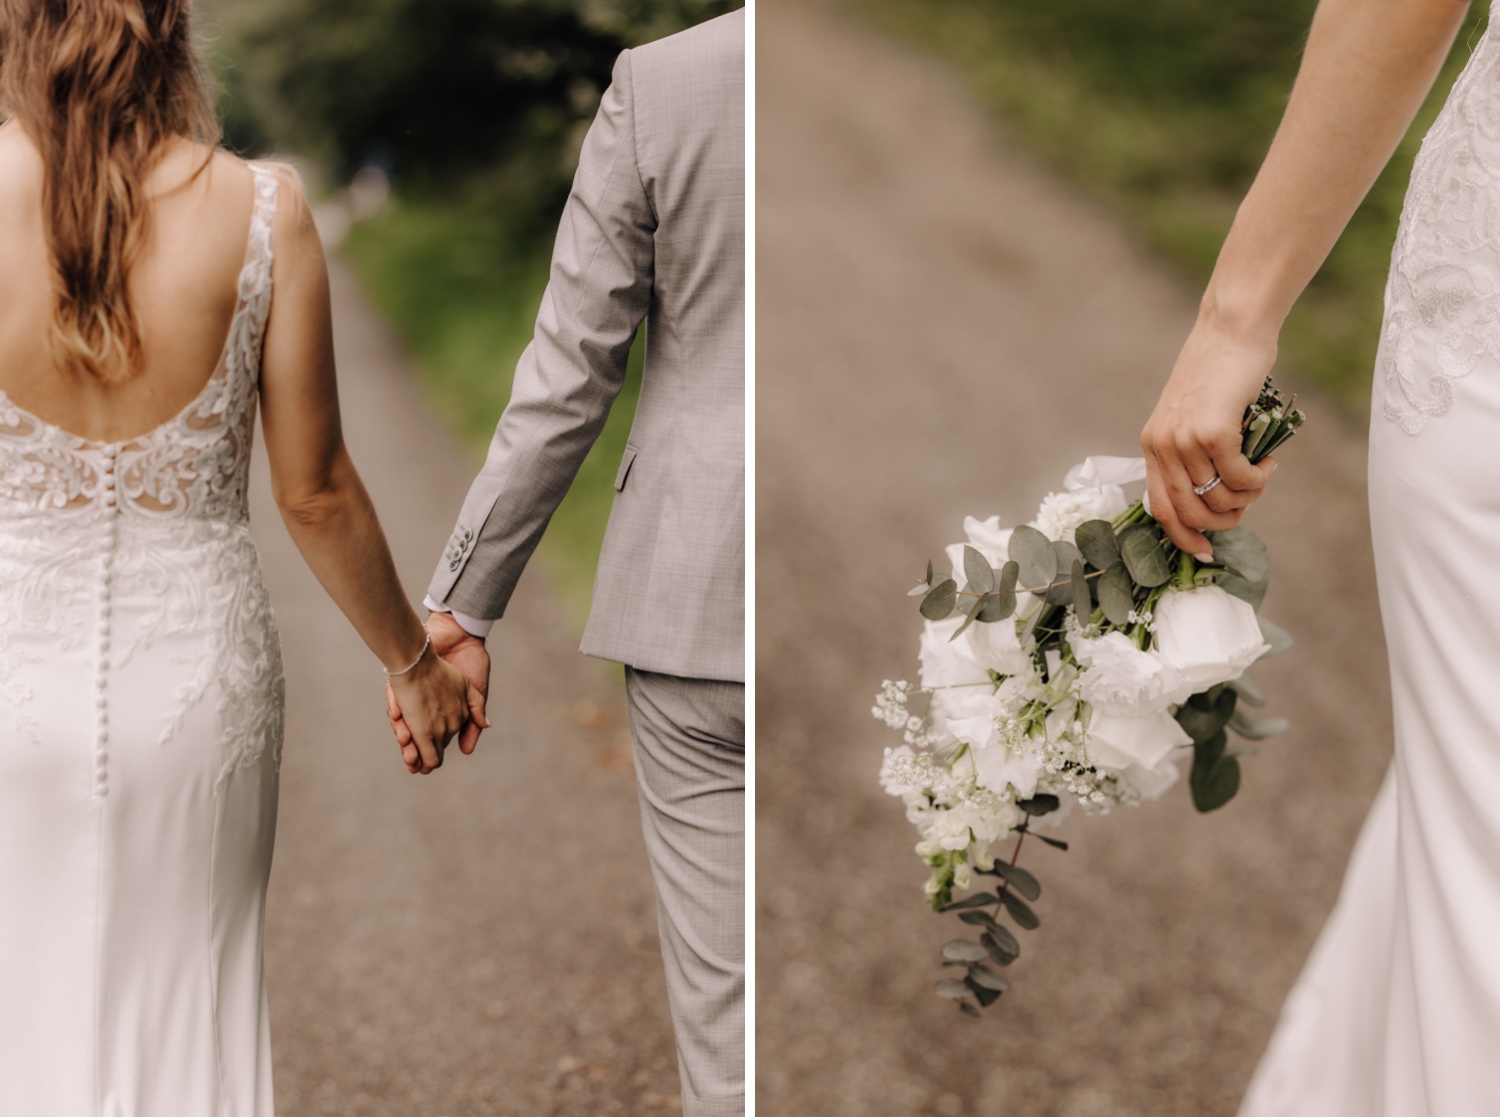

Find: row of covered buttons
<box><xmin>94</xmin><ymin>444</ymin><xmax>120</xmax><ymax>800</ymax></box>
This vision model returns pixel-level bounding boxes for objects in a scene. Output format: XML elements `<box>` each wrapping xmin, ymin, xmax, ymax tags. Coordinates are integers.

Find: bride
<box><xmin>1142</xmin><ymin>0</ymin><xmax>1498</xmax><ymax>1112</ymax></box>
<box><xmin>0</xmin><ymin>0</ymin><xmax>484</xmax><ymax>1112</ymax></box>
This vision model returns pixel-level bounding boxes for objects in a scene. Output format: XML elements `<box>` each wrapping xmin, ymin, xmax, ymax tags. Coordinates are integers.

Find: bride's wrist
<box><xmin>382</xmin><ymin>627</ymin><xmax>432</xmax><ymax>679</ymax></box>
<box><xmin>1196</xmin><ymin>279</ymin><xmax>1285</xmax><ymax>350</ymax></box>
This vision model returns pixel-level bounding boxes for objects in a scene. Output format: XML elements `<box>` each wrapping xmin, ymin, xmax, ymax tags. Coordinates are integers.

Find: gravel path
<box><xmin>251</xmin><ymin>257</ymin><xmax>681</xmax><ymax>1116</ymax></box>
<box><xmin>756</xmin><ymin>3</ymin><xmax>1393</xmax><ymax>1115</ymax></box>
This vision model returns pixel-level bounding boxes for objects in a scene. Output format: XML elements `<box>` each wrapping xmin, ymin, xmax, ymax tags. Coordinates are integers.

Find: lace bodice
<box><xmin>0</xmin><ymin>163</ymin><xmax>276</xmax><ymax>519</ymax></box>
<box><xmin>0</xmin><ymin>164</ymin><xmax>285</xmax><ymax>795</ymax></box>
<box><xmin>1381</xmin><ymin>22</ymin><xmax>1500</xmax><ymax>434</ymax></box>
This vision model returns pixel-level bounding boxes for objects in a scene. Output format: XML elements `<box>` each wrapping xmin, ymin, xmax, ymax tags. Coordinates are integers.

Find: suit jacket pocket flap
<box><xmin>614</xmin><ymin>446</ymin><xmax>638</xmax><ymax>491</ymax></box>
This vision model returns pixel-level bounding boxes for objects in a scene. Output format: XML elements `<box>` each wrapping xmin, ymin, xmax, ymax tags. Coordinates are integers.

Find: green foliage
<box><xmin>1097</xmin><ymin>563</ymin><xmax>1134</xmax><ymax>627</ymax></box>
<box><xmin>919</xmin><ymin>577</ymin><xmax>958</xmax><ymax>620</ymax></box>
<box><xmin>1007</xmin><ymin>525</ymin><xmax>1055</xmax><ymax>591</ymax></box>
<box><xmin>342</xmin><ymin>192</ymin><xmax>643</xmax><ymax>619</ymax></box>
<box><xmin>840</xmin><ymin>0</ymin><xmax>1493</xmax><ymax>410</ymax></box>
<box><xmin>196</xmin><ymin>0</ymin><xmax>737</xmax><ymax>620</ymax></box>
<box><xmin>200</xmin><ymin>0</ymin><xmax>738</xmax><ymax>184</ymax></box>
<box><xmin>1120</xmin><ymin>524</ymin><xmax>1171</xmax><ymax>587</ymax></box>
<box><xmin>1190</xmin><ymin>729</ymin><xmax>1241</xmax><ymax>812</ymax></box>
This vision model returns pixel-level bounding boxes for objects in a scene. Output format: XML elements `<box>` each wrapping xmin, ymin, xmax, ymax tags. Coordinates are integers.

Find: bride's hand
<box><xmin>1141</xmin><ymin>319</ymin><xmax>1280</xmax><ymax>560</ymax></box>
<box><xmin>386</xmin><ymin>652</ymin><xmax>484</xmax><ymax>775</ymax></box>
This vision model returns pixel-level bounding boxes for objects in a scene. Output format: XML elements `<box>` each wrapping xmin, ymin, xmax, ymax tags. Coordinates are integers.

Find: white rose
<box><xmin>918</xmin><ymin>616</ymin><xmax>991</xmax><ymax>691</ymax></box>
<box><xmin>964</xmin><ymin>515</ymin><xmax>1012</xmax><ymax>561</ymax></box>
<box><xmin>1072</xmin><ymin>630</ymin><xmax>1190</xmax><ymax>714</ymax></box>
<box><xmin>937</xmin><ymin>536</ymin><xmax>1031</xmax><ymax>677</ymax></box>
<box><xmin>1152</xmin><ymin>585</ymin><xmax>1270</xmax><ymax>695</ymax></box>
<box><xmin>944</xmin><ymin>690</ymin><xmax>1003</xmax><ymax>752</ymax></box>
<box><xmin>1030</xmin><ymin>485</ymin><xmax>1128</xmax><ymax>543</ymax></box>
<box><xmin>1086</xmin><ymin>707</ymin><xmax>1192</xmax><ymax>772</ymax></box>
<box><xmin>971</xmin><ymin>740</ymin><xmax>1042</xmax><ymax>800</ymax></box>
<box><xmin>960</xmin><ymin>615</ymin><xmax>1030</xmax><ymax>677</ymax></box>
<box><xmin>1118</xmin><ymin>754</ymin><xmax>1181</xmax><ymax>802</ymax></box>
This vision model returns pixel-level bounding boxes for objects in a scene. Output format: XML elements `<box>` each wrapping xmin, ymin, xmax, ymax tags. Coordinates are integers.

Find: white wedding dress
<box><xmin>0</xmin><ymin>165</ymin><xmax>286</xmax><ymax>1115</ymax></box>
<box><xmin>1240</xmin><ymin>22</ymin><xmax>1500</xmax><ymax>1117</ymax></box>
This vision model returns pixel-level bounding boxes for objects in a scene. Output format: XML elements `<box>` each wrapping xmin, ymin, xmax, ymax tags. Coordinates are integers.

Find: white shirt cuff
<box><xmin>424</xmin><ymin>595</ymin><xmax>495</xmax><ymax>640</ymax></box>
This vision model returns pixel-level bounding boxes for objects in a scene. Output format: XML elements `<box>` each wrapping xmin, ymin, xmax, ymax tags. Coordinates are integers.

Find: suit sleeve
<box><xmin>426</xmin><ymin>50</ymin><xmax>656</xmax><ymax>620</ymax></box>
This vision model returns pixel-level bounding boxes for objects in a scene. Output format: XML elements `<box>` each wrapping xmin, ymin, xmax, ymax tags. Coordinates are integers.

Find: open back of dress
<box><xmin>0</xmin><ymin>163</ymin><xmax>285</xmax><ymax>1117</ymax></box>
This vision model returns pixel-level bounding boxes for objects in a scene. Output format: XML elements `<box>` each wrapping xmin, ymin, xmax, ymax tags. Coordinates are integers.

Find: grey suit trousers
<box><xmin>624</xmin><ymin>669</ymin><xmax>745</xmax><ymax>1117</ymax></box>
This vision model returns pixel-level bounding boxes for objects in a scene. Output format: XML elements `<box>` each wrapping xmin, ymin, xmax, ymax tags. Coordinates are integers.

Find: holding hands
<box><xmin>385</xmin><ymin>612</ymin><xmax>492</xmax><ymax>774</ymax></box>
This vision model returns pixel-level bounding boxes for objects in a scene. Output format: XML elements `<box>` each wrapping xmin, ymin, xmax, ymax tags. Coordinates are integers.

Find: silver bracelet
<box><xmin>384</xmin><ymin>631</ymin><xmax>431</xmax><ymax>678</ymax></box>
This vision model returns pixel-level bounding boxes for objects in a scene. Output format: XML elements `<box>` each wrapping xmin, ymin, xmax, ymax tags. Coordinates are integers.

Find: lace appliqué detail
<box><xmin>0</xmin><ymin>165</ymin><xmax>286</xmax><ymax>787</ymax></box>
<box><xmin>1382</xmin><ymin>27</ymin><xmax>1500</xmax><ymax>434</ymax></box>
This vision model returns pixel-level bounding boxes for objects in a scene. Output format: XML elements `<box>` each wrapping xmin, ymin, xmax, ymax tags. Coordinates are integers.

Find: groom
<box><xmin>389</xmin><ymin>9</ymin><xmax>745</xmax><ymax>1116</ymax></box>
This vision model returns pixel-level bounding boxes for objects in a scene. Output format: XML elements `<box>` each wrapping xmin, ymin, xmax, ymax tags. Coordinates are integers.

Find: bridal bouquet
<box><xmin>876</xmin><ymin>377</ymin><xmax>1303</xmax><ymax>1017</ymax></box>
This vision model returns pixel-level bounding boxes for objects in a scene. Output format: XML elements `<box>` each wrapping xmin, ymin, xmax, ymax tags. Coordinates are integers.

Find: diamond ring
<box><xmin>1193</xmin><ymin>475</ymin><xmax>1222</xmax><ymax>497</ymax></box>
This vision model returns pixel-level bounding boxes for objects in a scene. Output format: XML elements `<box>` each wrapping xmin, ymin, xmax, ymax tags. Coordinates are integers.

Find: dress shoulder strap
<box><xmin>234</xmin><ymin>164</ymin><xmax>281</xmax><ymax>377</ymax></box>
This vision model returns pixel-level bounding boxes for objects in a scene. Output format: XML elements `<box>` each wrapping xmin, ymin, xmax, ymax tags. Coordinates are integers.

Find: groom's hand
<box><xmin>386</xmin><ymin>612</ymin><xmax>491</xmax><ymax>771</ymax></box>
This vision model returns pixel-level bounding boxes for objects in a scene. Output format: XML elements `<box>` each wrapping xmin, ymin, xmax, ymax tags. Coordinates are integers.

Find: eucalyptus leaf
<box><xmin>964</xmin><ymin>546</ymin><xmax>996</xmax><ymax>594</ymax></box>
<box><xmin>989</xmin><ymin>861</ymin><xmax>1041</xmax><ymax>902</ymax></box>
<box><xmin>1097</xmin><ymin>563</ymin><xmax>1135</xmax><ymax>627</ymax></box>
<box><xmin>1009</xmin><ymin>525</ymin><xmax>1055</xmax><ymax>591</ymax></box>
<box><xmin>920</xmin><ymin>579</ymin><xmax>957</xmax><ymax>620</ymax></box>
<box><xmin>1228</xmin><ymin>673</ymin><xmax>1266</xmax><ymax>707</ymax></box>
<box><xmin>1033</xmin><ymin>833</ymin><xmax>1070</xmax><ymax>851</ymax></box>
<box><xmin>967</xmin><ymin>965</ymin><xmax>1010</xmax><ymax>993</ymax></box>
<box><xmin>967</xmin><ymin>976</ymin><xmax>1003</xmax><ymax>1008</ymax></box>
<box><xmin>1194</xmin><ymin>729</ymin><xmax>1225</xmax><ymax>767</ymax></box>
<box><xmin>942</xmin><ymin>939</ymin><xmax>990</xmax><ymax>963</ymax></box>
<box><xmin>1228</xmin><ymin>709</ymin><xmax>1290</xmax><ymax>740</ymax></box>
<box><xmin>942</xmin><ymin>892</ymin><xmax>998</xmax><ymax>912</ymax></box>
<box><xmin>1054</xmin><ymin>540</ymin><xmax>1084</xmax><ymax>575</ymax></box>
<box><xmin>1176</xmin><ymin>687</ymin><xmax>1237</xmax><ymax>745</ymax></box>
<box><xmin>1205</xmin><ymin>527</ymin><xmax>1270</xmax><ymax>583</ymax></box>
<box><xmin>1191</xmin><ymin>750</ymin><xmax>1241</xmax><ymax>813</ymax></box>
<box><xmin>999</xmin><ymin>890</ymin><xmax>1040</xmax><ymax>930</ymax></box>
<box><xmin>1018</xmin><ymin>793</ymin><xmax>1061</xmax><ymax>817</ymax></box>
<box><xmin>977</xmin><ymin>592</ymin><xmax>1011</xmax><ymax>623</ymax></box>
<box><xmin>949</xmin><ymin>605</ymin><xmax>979</xmax><ymax>641</ymax></box>
<box><xmin>959</xmin><ymin>1000</ymin><xmax>983</xmax><ymax>1017</ymax></box>
<box><xmin>907</xmin><ymin>583</ymin><xmax>931</xmax><ymax>598</ymax></box>
<box><xmin>990</xmin><ymin>562</ymin><xmax>1019</xmax><ymax>621</ymax></box>
<box><xmin>1070</xmin><ymin>559</ymin><xmax>1092</xmax><ymax>620</ymax></box>
<box><xmin>934</xmin><ymin>979</ymin><xmax>974</xmax><ymax>1002</ymax></box>
<box><xmin>1258</xmin><ymin>617</ymin><xmax>1294</xmax><ymax>658</ymax></box>
<box><xmin>983</xmin><ymin>925</ymin><xmax>1020</xmax><ymax>961</ymax></box>
<box><xmin>926</xmin><ymin>559</ymin><xmax>934</xmax><ymax>585</ymax></box>
<box><xmin>1218</xmin><ymin>571</ymin><xmax>1268</xmax><ymax>611</ymax></box>
<box><xmin>1075</xmin><ymin>519</ymin><xmax>1121</xmax><ymax>569</ymax></box>
<box><xmin>958</xmin><ymin>910</ymin><xmax>995</xmax><ymax>927</ymax></box>
<box><xmin>1120</xmin><ymin>525</ymin><xmax>1172</xmax><ymax>587</ymax></box>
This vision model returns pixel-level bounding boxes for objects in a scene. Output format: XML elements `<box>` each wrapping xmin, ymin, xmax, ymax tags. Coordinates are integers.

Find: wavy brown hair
<box><xmin>0</xmin><ymin>0</ymin><xmax>220</xmax><ymax>380</ymax></box>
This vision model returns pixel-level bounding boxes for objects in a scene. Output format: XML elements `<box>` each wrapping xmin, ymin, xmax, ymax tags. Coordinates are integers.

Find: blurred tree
<box><xmin>199</xmin><ymin>0</ymin><xmax>737</xmax><ymax>187</ymax></box>
<box><xmin>843</xmin><ymin>0</ymin><xmax>1492</xmax><ymax>408</ymax></box>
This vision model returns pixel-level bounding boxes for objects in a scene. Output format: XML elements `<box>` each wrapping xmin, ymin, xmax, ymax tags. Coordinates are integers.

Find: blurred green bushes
<box><xmin>843</xmin><ymin>0</ymin><xmax>1492</xmax><ymax>411</ymax></box>
<box><xmin>196</xmin><ymin>0</ymin><xmax>737</xmax><ymax>618</ymax></box>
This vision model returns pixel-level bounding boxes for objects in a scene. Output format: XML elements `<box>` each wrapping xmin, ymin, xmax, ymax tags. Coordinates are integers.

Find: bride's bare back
<box><xmin>0</xmin><ymin>120</ymin><xmax>256</xmax><ymax>442</ymax></box>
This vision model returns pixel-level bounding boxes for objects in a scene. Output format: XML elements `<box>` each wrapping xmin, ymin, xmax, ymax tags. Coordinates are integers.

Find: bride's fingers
<box><xmin>1209</xmin><ymin>438</ymin><xmax>1277</xmax><ymax>495</ymax></box>
<box><xmin>1153</xmin><ymin>456</ymin><xmax>1217</xmax><ymax>556</ymax></box>
<box><xmin>1201</xmin><ymin>450</ymin><xmax>1276</xmax><ymax>515</ymax></box>
<box><xmin>1167</xmin><ymin>446</ymin><xmax>1242</xmax><ymax>532</ymax></box>
<box><xmin>412</xmin><ymin>730</ymin><xmax>442</xmax><ymax>774</ymax></box>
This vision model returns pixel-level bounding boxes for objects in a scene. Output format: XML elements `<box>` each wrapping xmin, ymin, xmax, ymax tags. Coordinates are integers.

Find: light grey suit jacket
<box><xmin>428</xmin><ymin>9</ymin><xmax>745</xmax><ymax>684</ymax></box>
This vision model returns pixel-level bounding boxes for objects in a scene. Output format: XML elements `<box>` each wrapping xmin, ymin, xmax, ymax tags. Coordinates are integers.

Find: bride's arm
<box><xmin>255</xmin><ymin>164</ymin><xmax>486</xmax><ymax>774</ymax></box>
<box><xmin>1142</xmin><ymin>0</ymin><xmax>1473</xmax><ymax>558</ymax></box>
